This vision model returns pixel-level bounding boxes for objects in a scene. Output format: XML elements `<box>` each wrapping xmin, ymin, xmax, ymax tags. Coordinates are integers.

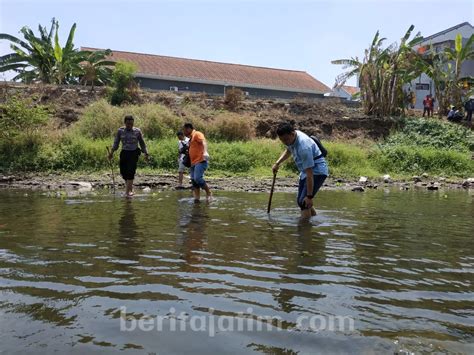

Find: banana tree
<box><xmin>0</xmin><ymin>18</ymin><xmax>114</xmax><ymax>85</ymax></box>
<box><xmin>332</xmin><ymin>26</ymin><xmax>424</xmax><ymax>117</ymax></box>
<box><xmin>0</xmin><ymin>19</ymin><xmax>57</xmax><ymax>83</ymax></box>
<box><xmin>444</xmin><ymin>33</ymin><xmax>474</xmax><ymax>109</ymax></box>
<box><xmin>80</xmin><ymin>49</ymin><xmax>116</xmax><ymax>89</ymax></box>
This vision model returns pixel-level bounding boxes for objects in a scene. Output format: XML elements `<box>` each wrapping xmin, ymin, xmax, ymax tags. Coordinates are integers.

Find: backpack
<box><xmin>309</xmin><ymin>135</ymin><xmax>328</xmax><ymax>160</ymax></box>
<box><xmin>179</xmin><ymin>141</ymin><xmax>191</xmax><ymax>168</ymax></box>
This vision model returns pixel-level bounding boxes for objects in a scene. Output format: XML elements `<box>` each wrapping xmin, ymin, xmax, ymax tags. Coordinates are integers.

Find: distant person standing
<box><xmin>177</xmin><ymin>131</ymin><xmax>189</xmax><ymax>188</ymax></box>
<box><xmin>108</xmin><ymin>115</ymin><xmax>149</xmax><ymax>197</ymax></box>
<box><xmin>182</xmin><ymin>123</ymin><xmax>212</xmax><ymax>202</ymax></box>
<box><xmin>423</xmin><ymin>94</ymin><xmax>432</xmax><ymax>117</ymax></box>
<box><xmin>429</xmin><ymin>95</ymin><xmax>436</xmax><ymax>116</ymax></box>
<box><xmin>464</xmin><ymin>96</ymin><xmax>474</xmax><ymax>122</ymax></box>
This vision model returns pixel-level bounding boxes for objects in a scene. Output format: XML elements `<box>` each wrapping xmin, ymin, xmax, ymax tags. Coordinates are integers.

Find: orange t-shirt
<box><xmin>189</xmin><ymin>130</ymin><xmax>206</xmax><ymax>166</ymax></box>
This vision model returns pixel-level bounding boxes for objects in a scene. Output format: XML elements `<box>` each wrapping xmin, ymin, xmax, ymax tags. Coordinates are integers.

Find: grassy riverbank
<box><xmin>1</xmin><ymin>97</ymin><xmax>473</xmax><ymax>180</ymax></box>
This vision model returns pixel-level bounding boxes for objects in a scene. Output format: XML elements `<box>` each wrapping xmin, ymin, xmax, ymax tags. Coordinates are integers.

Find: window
<box><xmin>416</xmin><ymin>83</ymin><xmax>430</xmax><ymax>91</ymax></box>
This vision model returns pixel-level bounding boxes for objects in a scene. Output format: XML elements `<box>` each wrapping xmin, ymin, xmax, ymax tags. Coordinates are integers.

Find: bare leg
<box><xmin>203</xmin><ymin>183</ymin><xmax>212</xmax><ymax>202</ymax></box>
<box><xmin>301</xmin><ymin>209</ymin><xmax>312</xmax><ymax>219</ymax></box>
<box><xmin>178</xmin><ymin>172</ymin><xmax>184</xmax><ymax>187</ymax></box>
<box><xmin>193</xmin><ymin>187</ymin><xmax>201</xmax><ymax>202</ymax></box>
<box><xmin>126</xmin><ymin>180</ymin><xmax>134</xmax><ymax>197</ymax></box>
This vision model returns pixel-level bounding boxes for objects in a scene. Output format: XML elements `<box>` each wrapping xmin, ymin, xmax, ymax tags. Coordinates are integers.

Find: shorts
<box><xmin>297</xmin><ymin>174</ymin><xmax>327</xmax><ymax>210</ymax></box>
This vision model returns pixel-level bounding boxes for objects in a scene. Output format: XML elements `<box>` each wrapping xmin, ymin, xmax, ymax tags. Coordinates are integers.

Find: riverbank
<box><xmin>1</xmin><ymin>87</ymin><xmax>473</xmax><ymax>181</ymax></box>
<box><xmin>1</xmin><ymin>172</ymin><xmax>473</xmax><ymax>193</ymax></box>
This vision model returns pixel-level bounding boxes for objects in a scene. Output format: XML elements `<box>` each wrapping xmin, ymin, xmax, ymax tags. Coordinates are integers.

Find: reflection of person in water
<box><xmin>115</xmin><ymin>199</ymin><xmax>142</xmax><ymax>262</ymax></box>
<box><xmin>274</xmin><ymin>221</ymin><xmax>326</xmax><ymax>313</ymax></box>
<box><xmin>176</xmin><ymin>202</ymin><xmax>209</xmax><ymax>272</ymax></box>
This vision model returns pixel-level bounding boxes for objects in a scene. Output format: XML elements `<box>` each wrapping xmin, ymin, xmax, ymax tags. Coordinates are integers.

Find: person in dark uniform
<box><xmin>108</xmin><ymin>115</ymin><xmax>149</xmax><ymax>197</ymax></box>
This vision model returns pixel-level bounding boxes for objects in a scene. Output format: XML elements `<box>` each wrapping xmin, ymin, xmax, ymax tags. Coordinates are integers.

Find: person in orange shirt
<box><xmin>183</xmin><ymin>123</ymin><xmax>212</xmax><ymax>202</ymax></box>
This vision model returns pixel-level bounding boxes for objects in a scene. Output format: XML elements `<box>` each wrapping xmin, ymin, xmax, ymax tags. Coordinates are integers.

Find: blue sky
<box><xmin>0</xmin><ymin>0</ymin><xmax>473</xmax><ymax>87</ymax></box>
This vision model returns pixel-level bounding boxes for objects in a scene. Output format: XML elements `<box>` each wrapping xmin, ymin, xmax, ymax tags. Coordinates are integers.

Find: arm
<box><xmin>272</xmin><ymin>149</ymin><xmax>291</xmax><ymax>174</ymax></box>
<box><xmin>109</xmin><ymin>129</ymin><xmax>121</xmax><ymax>159</ymax></box>
<box><xmin>203</xmin><ymin>140</ymin><xmax>209</xmax><ymax>158</ymax></box>
<box><xmin>303</xmin><ymin>168</ymin><xmax>314</xmax><ymax>209</ymax></box>
<box><xmin>137</xmin><ymin>131</ymin><xmax>149</xmax><ymax>156</ymax></box>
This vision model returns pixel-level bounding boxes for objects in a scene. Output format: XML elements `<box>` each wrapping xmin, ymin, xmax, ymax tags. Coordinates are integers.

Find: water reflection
<box><xmin>177</xmin><ymin>200</ymin><xmax>209</xmax><ymax>272</ymax></box>
<box><xmin>114</xmin><ymin>199</ymin><xmax>142</xmax><ymax>262</ymax></box>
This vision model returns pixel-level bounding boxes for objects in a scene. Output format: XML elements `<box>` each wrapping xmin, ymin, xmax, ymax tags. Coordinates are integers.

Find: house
<box><xmin>330</xmin><ymin>85</ymin><xmax>360</xmax><ymax>100</ymax></box>
<box><xmin>408</xmin><ymin>22</ymin><xmax>474</xmax><ymax>110</ymax></box>
<box><xmin>82</xmin><ymin>47</ymin><xmax>330</xmax><ymax>99</ymax></box>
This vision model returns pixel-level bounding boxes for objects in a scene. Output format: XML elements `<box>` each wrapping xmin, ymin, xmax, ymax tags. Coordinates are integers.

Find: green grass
<box><xmin>1</xmin><ymin>134</ymin><xmax>472</xmax><ymax>179</ymax></box>
<box><xmin>1</xmin><ymin>96</ymin><xmax>473</xmax><ymax>180</ymax></box>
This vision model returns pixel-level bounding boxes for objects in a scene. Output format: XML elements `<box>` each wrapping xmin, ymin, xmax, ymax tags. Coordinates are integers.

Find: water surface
<box><xmin>0</xmin><ymin>188</ymin><xmax>473</xmax><ymax>354</ymax></box>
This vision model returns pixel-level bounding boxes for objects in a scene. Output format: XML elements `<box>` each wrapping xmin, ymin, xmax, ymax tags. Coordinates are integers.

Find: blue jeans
<box><xmin>297</xmin><ymin>174</ymin><xmax>327</xmax><ymax>210</ymax></box>
<box><xmin>190</xmin><ymin>161</ymin><xmax>208</xmax><ymax>188</ymax></box>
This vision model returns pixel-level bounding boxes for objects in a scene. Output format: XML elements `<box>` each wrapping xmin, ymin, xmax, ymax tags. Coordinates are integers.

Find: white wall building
<box><xmin>408</xmin><ymin>22</ymin><xmax>474</xmax><ymax>110</ymax></box>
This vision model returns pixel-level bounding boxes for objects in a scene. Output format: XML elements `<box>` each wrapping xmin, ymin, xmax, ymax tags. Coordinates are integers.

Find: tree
<box><xmin>332</xmin><ymin>25</ymin><xmax>424</xmax><ymax>117</ymax></box>
<box><xmin>419</xmin><ymin>34</ymin><xmax>474</xmax><ymax>116</ymax></box>
<box><xmin>109</xmin><ymin>61</ymin><xmax>138</xmax><ymax>106</ymax></box>
<box><xmin>0</xmin><ymin>18</ymin><xmax>114</xmax><ymax>85</ymax></box>
<box><xmin>80</xmin><ymin>49</ymin><xmax>116</xmax><ymax>89</ymax></box>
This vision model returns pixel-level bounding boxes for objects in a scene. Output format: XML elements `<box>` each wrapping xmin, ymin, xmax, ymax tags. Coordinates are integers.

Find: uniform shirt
<box><xmin>189</xmin><ymin>130</ymin><xmax>207</xmax><ymax>166</ymax></box>
<box><xmin>112</xmin><ymin>127</ymin><xmax>148</xmax><ymax>154</ymax></box>
<box><xmin>286</xmin><ymin>130</ymin><xmax>329</xmax><ymax>180</ymax></box>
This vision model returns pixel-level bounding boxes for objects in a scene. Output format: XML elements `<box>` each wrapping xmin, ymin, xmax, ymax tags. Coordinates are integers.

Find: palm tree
<box><xmin>80</xmin><ymin>49</ymin><xmax>116</xmax><ymax>89</ymax></box>
<box><xmin>332</xmin><ymin>25</ymin><xmax>424</xmax><ymax>117</ymax></box>
<box><xmin>0</xmin><ymin>19</ymin><xmax>58</xmax><ymax>83</ymax></box>
<box><xmin>0</xmin><ymin>18</ymin><xmax>115</xmax><ymax>85</ymax></box>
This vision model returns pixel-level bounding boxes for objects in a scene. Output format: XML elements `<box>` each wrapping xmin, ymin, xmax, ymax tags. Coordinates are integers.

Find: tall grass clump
<box><xmin>73</xmin><ymin>100</ymin><xmax>182</xmax><ymax>139</ymax></box>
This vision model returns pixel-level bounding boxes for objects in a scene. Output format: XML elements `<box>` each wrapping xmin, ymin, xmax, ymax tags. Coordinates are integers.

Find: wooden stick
<box><xmin>267</xmin><ymin>172</ymin><xmax>277</xmax><ymax>214</ymax></box>
<box><xmin>106</xmin><ymin>146</ymin><xmax>116</xmax><ymax>194</ymax></box>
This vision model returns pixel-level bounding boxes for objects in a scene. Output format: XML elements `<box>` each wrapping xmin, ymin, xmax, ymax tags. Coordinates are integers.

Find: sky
<box><xmin>0</xmin><ymin>0</ymin><xmax>473</xmax><ymax>87</ymax></box>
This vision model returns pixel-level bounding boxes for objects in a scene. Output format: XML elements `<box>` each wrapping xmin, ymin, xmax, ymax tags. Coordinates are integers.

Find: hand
<box><xmin>107</xmin><ymin>152</ymin><xmax>113</xmax><ymax>161</ymax></box>
<box><xmin>203</xmin><ymin>152</ymin><xmax>210</xmax><ymax>161</ymax></box>
<box><xmin>303</xmin><ymin>196</ymin><xmax>313</xmax><ymax>209</ymax></box>
<box><xmin>144</xmin><ymin>153</ymin><xmax>150</xmax><ymax>163</ymax></box>
<box><xmin>272</xmin><ymin>162</ymin><xmax>280</xmax><ymax>175</ymax></box>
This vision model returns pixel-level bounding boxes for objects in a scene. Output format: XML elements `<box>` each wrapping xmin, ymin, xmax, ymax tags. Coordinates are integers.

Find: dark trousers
<box><xmin>423</xmin><ymin>107</ymin><xmax>430</xmax><ymax>117</ymax></box>
<box><xmin>467</xmin><ymin>110</ymin><xmax>472</xmax><ymax>122</ymax></box>
<box><xmin>297</xmin><ymin>175</ymin><xmax>327</xmax><ymax>210</ymax></box>
<box><xmin>119</xmin><ymin>149</ymin><xmax>141</xmax><ymax>180</ymax></box>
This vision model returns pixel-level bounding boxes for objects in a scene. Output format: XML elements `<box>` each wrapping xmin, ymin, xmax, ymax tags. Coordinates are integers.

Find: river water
<box><xmin>0</xmin><ymin>188</ymin><xmax>472</xmax><ymax>354</ymax></box>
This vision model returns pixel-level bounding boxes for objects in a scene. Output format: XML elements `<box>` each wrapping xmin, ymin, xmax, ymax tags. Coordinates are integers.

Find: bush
<box><xmin>74</xmin><ymin>101</ymin><xmax>183</xmax><ymax>140</ymax></box>
<box><xmin>0</xmin><ymin>95</ymin><xmax>50</xmax><ymax>140</ymax></box>
<box><xmin>384</xmin><ymin>117</ymin><xmax>474</xmax><ymax>152</ymax></box>
<box><xmin>208</xmin><ymin>112</ymin><xmax>255</xmax><ymax>141</ymax></box>
<box><xmin>109</xmin><ymin>61</ymin><xmax>139</xmax><ymax>106</ymax></box>
<box><xmin>224</xmin><ymin>88</ymin><xmax>244</xmax><ymax>111</ymax></box>
<box><xmin>372</xmin><ymin>145</ymin><xmax>473</xmax><ymax>177</ymax></box>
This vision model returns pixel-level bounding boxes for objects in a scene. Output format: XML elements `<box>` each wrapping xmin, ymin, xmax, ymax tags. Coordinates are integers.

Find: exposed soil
<box><xmin>0</xmin><ymin>83</ymin><xmax>399</xmax><ymax>140</ymax></box>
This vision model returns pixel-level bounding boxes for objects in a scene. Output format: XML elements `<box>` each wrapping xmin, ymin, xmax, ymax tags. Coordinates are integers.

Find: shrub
<box><xmin>0</xmin><ymin>95</ymin><xmax>49</xmax><ymax>140</ymax></box>
<box><xmin>372</xmin><ymin>145</ymin><xmax>473</xmax><ymax>177</ymax></box>
<box><xmin>109</xmin><ymin>61</ymin><xmax>139</xmax><ymax>106</ymax></box>
<box><xmin>74</xmin><ymin>101</ymin><xmax>183</xmax><ymax>140</ymax></box>
<box><xmin>208</xmin><ymin>112</ymin><xmax>256</xmax><ymax>141</ymax></box>
<box><xmin>383</xmin><ymin>117</ymin><xmax>474</xmax><ymax>152</ymax></box>
<box><xmin>224</xmin><ymin>88</ymin><xmax>244</xmax><ymax>111</ymax></box>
